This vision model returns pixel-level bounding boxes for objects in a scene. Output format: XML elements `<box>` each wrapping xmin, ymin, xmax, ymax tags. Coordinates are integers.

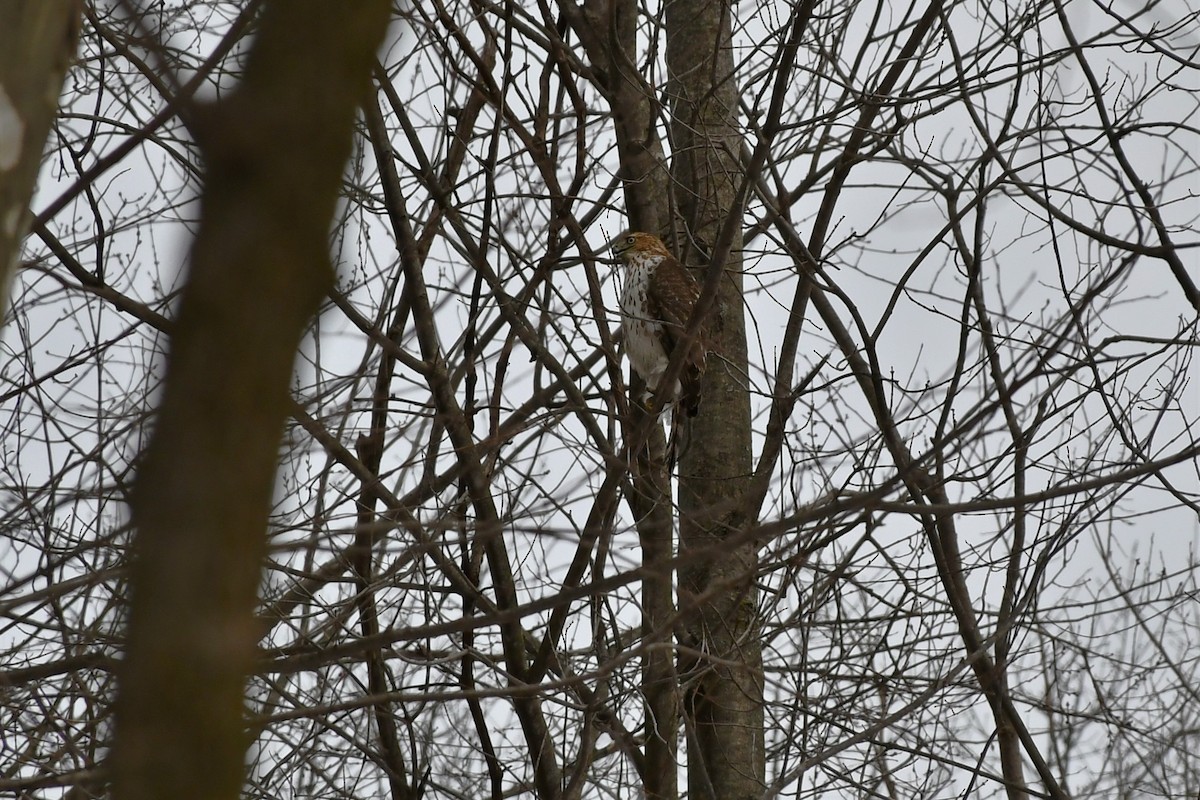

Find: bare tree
<box><xmin>1</xmin><ymin>0</ymin><xmax>1198</xmax><ymax>799</ymax></box>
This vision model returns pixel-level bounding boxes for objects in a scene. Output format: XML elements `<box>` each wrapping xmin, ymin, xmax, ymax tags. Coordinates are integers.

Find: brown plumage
<box><xmin>612</xmin><ymin>231</ymin><xmax>708</xmax><ymax>415</ymax></box>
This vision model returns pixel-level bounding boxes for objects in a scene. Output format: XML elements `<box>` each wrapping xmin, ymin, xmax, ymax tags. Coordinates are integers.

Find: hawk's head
<box><xmin>612</xmin><ymin>231</ymin><xmax>672</xmax><ymax>263</ymax></box>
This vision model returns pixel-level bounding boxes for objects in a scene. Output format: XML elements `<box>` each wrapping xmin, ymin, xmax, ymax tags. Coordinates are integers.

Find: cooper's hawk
<box><xmin>612</xmin><ymin>231</ymin><xmax>708</xmax><ymax>415</ymax></box>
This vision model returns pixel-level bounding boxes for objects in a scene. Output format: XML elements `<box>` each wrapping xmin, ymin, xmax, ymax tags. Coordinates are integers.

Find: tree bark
<box><xmin>111</xmin><ymin>4</ymin><xmax>391</xmax><ymax>800</ymax></box>
<box><xmin>666</xmin><ymin>0</ymin><xmax>764</xmax><ymax>797</ymax></box>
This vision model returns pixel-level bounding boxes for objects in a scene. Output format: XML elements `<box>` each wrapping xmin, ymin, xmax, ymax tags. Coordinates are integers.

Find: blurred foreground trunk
<box><xmin>111</xmin><ymin>4</ymin><xmax>391</xmax><ymax>799</ymax></box>
<box><xmin>0</xmin><ymin>1</ymin><xmax>81</xmax><ymax>322</ymax></box>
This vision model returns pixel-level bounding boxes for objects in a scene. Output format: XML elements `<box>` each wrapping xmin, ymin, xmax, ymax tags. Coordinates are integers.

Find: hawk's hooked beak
<box><xmin>611</xmin><ymin>233</ymin><xmax>636</xmax><ymax>259</ymax></box>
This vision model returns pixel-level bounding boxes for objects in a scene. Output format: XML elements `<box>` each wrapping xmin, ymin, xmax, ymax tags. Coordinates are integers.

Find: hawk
<box><xmin>612</xmin><ymin>231</ymin><xmax>708</xmax><ymax>416</ymax></box>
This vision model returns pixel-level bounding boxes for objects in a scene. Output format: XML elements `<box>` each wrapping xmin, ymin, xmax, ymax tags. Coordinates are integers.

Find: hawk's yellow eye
<box><xmin>626</xmin><ymin>236</ymin><xmax>635</xmax><ymax>244</ymax></box>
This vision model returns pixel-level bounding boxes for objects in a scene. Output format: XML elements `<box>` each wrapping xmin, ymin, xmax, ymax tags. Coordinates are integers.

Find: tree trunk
<box><xmin>0</xmin><ymin>0</ymin><xmax>81</xmax><ymax>322</ymax></box>
<box><xmin>666</xmin><ymin>0</ymin><xmax>764</xmax><ymax>797</ymax></box>
<box><xmin>566</xmin><ymin>0</ymin><xmax>681</xmax><ymax>794</ymax></box>
<box><xmin>111</xmin><ymin>4</ymin><xmax>391</xmax><ymax>799</ymax></box>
